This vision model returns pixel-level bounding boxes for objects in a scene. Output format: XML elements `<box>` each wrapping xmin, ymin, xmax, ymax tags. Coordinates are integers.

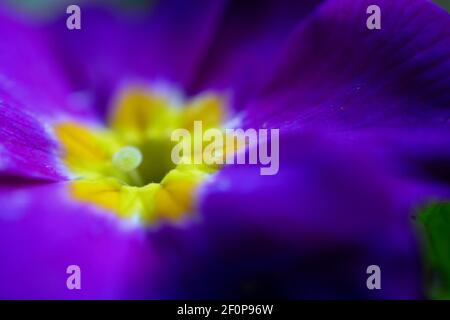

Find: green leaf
<box><xmin>419</xmin><ymin>202</ymin><xmax>450</xmax><ymax>299</ymax></box>
<box><xmin>433</xmin><ymin>0</ymin><xmax>450</xmax><ymax>13</ymax></box>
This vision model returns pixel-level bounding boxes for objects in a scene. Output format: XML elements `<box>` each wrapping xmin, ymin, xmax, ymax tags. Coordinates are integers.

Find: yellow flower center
<box><xmin>54</xmin><ymin>85</ymin><xmax>227</xmax><ymax>225</ymax></box>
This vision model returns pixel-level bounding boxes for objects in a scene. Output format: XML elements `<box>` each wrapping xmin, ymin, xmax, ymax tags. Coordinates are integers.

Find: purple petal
<box><xmin>346</xmin><ymin>128</ymin><xmax>450</xmax><ymax>203</ymax></box>
<box><xmin>0</xmin><ymin>182</ymin><xmax>158</xmax><ymax>299</ymax></box>
<box><xmin>0</xmin><ymin>102</ymin><xmax>65</xmax><ymax>180</ymax></box>
<box><xmin>0</xmin><ymin>10</ymin><xmax>96</xmax><ymax>120</ymax></box>
<box><xmin>47</xmin><ymin>0</ymin><xmax>228</xmax><ymax>116</ymax></box>
<box><xmin>187</xmin><ymin>0</ymin><xmax>325</xmax><ymax>108</ymax></box>
<box><xmin>153</xmin><ymin>132</ymin><xmax>422</xmax><ymax>299</ymax></box>
<box><xmin>236</xmin><ymin>0</ymin><xmax>450</xmax><ymax>203</ymax></box>
<box><xmin>242</xmin><ymin>0</ymin><xmax>450</xmax><ymax>130</ymax></box>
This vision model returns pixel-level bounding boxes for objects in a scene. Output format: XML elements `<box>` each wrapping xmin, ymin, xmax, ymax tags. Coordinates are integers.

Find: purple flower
<box><xmin>0</xmin><ymin>0</ymin><xmax>449</xmax><ymax>299</ymax></box>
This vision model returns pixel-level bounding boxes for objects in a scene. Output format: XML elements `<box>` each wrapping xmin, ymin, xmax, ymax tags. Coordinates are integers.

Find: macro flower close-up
<box><xmin>0</xmin><ymin>0</ymin><xmax>449</xmax><ymax>300</ymax></box>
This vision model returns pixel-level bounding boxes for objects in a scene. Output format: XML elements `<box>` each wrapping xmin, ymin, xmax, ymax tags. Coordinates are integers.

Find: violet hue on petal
<box><xmin>343</xmin><ymin>128</ymin><xmax>450</xmax><ymax>202</ymax></box>
<box><xmin>150</xmin><ymin>132</ymin><xmax>422</xmax><ymax>299</ymax></box>
<box><xmin>242</xmin><ymin>0</ymin><xmax>450</xmax><ymax>130</ymax></box>
<box><xmin>235</xmin><ymin>0</ymin><xmax>450</xmax><ymax>205</ymax></box>
<box><xmin>47</xmin><ymin>0</ymin><xmax>228</xmax><ymax>116</ymax></box>
<box><xmin>0</xmin><ymin>102</ymin><xmax>65</xmax><ymax>181</ymax></box>
<box><xmin>0</xmin><ymin>181</ymin><xmax>160</xmax><ymax>299</ymax></box>
<box><xmin>0</xmin><ymin>9</ymin><xmax>96</xmax><ymax>121</ymax></box>
<box><xmin>46</xmin><ymin>0</ymin><xmax>327</xmax><ymax>116</ymax></box>
<box><xmin>187</xmin><ymin>0</ymin><xmax>325</xmax><ymax>108</ymax></box>
<box><xmin>179</xmin><ymin>1</ymin><xmax>449</xmax><ymax>299</ymax></box>
<box><xmin>0</xmin><ymin>9</ymin><xmax>99</xmax><ymax>180</ymax></box>
<box><xmin>0</xmin><ymin>0</ymin><xmax>447</xmax><ymax>300</ymax></box>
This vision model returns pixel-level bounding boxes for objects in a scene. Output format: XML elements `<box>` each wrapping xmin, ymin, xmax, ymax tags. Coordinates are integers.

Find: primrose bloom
<box><xmin>55</xmin><ymin>88</ymin><xmax>226</xmax><ymax>224</ymax></box>
<box><xmin>0</xmin><ymin>0</ymin><xmax>449</xmax><ymax>299</ymax></box>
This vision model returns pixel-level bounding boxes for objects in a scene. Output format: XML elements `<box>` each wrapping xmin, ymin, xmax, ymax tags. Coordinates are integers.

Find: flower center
<box><xmin>112</xmin><ymin>146</ymin><xmax>143</xmax><ymax>172</ymax></box>
<box><xmin>55</xmin><ymin>86</ymin><xmax>227</xmax><ymax>226</ymax></box>
<box><xmin>112</xmin><ymin>146</ymin><xmax>144</xmax><ymax>186</ymax></box>
<box><xmin>131</xmin><ymin>138</ymin><xmax>178</xmax><ymax>186</ymax></box>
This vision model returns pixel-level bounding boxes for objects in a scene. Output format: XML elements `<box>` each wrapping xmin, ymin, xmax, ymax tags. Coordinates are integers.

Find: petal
<box><xmin>54</xmin><ymin>122</ymin><xmax>120</xmax><ymax>179</ymax></box>
<box><xmin>181</xmin><ymin>93</ymin><xmax>227</xmax><ymax>131</ymax></box>
<box><xmin>0</xmin><ymin>103</ymin><xmax>65</xmax><ymax>180</ymax></box>
<box><xmin>47</xmin><ymin>0</ymin><xmax>228</xmax><ymax>116</ymax></box>
<box><xmin>348</xmin><ymin>127</ymin><xmax>450</xmax><ymax>202</ymax></box>
<box><xmin>237</xmin><ymin>0</ymin><xmax>450</xmax><ymax>200</ymax></box>
<box><xmin>150</xmin><ymin>132</ymin><xmax>422</xmax><ymax>299</ymax></box>
<box><xmin>0</xmin><ymin>9</ymin><xmax>96</xmax><ymax>120</ymax></box>
<box><xmin>0</xmin><ymin>10</ymin><xmax>99</xmax><ymax>180</ymax></box>
<box><xmin>188</xmin><ymin>0</ymin><xmax>325</xmax><ymax>107</ymax></box>
<box><xmin>0</xmin><ymin>182</ymin><xmax>158</xmax><ymax>299</ymax></box>
<box><xmin>109</xmin><ymin>87</ymin><xmax>178</xmax><ymax>141</ymax></box>
<box><xmin>243</xmin><ymin>0</ymin><xmax>450</xmax><ymax>130</ymax></box>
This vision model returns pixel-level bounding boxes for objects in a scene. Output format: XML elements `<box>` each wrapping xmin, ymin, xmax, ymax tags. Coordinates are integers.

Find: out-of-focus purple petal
<box><xmin>188</xmin><ymin>0</ymin><xmax>325</xmax><ymax>108</ymax></box>
<box><xmin>236</xmin><ymin>0</ymin><xmax>450</xmax><ymax>204</ymax></box>
<box><xmin>345</xmin><ymin>128</ymin><xmax>450</xmax><ymax>203</ymax></box>
<box><xmin>0</xmin><ymin>102</ymin><xmax>65</xmax><ymax>181</ymax></box>
<box><xmin>0</xmin><ymin>182</ymin><xmax>158</xmax><ymax>299</ymax></box>
<box><xmin>48</xmin><ymin>0</ymin><xmax>228</xmax><ymax>116</ymax></box>
<box><xmin>149</xmin><ymin>132</ymin><xmax>422</xmax><ymax>299</ymax></box>
<box><xmin>0</xmin><ymin>10</ymin><xmax>96</xmax><ymax>120</ymax></box>
<box><xmin>243</xmin><ymin>0</ymin><xmax>450</xmax><ymax>130</ymax></box>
